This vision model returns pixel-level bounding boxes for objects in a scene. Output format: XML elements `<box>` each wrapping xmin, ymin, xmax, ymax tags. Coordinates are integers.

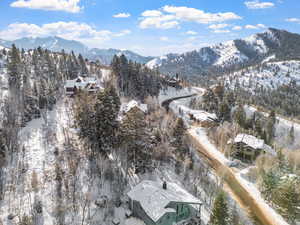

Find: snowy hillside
<box><xmin>244</xmin><ymin>105</ymin><xmax>300</xmax><ymax>150</ymax></box>
<box><xmin>147</xmin><ymin>28</ymin><xmax>300</xmax><ymax>78</ymax></box>
<box><xmin>224</xmin><ymin>60</ymin><xmax>300</xmax><ymax>90</ymax></box>
<box><xmin>88</xmin><ymin>48</ymin><xmax>154</xmax><ymax>65</ymax></box>
<box><xmin>146</xmin><ymin>29</ymin><xmax>278</xmax><ymax>72</ymax></box>
<box><xmin>213</xmin><ymin>40</ymin><xmax>248</xmax><ymax>66</ymax></box>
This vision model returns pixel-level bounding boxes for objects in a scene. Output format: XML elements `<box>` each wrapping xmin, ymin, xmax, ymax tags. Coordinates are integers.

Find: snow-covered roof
<box><xmin>65</xmin><ymin>80</ymin><xmax>76</xmax><ymax>88</ymax></box>
<box><xmin>122</xmin><ymin>100</ymin><xmax>148</xmax><ymax>114</ymax></box>
<box><xmin>127</xmin><ymin>180</ymin><xmax>201</xmax><ymax>222</ymax></box>
<box><xmin>192</xmin><ymin>111</ymin><xmax>217</xmax><ymax>122</ymax></box>
<box><xmin>178</xmin><ymin>105</ymin><xmax>217</xmax><ymax>122</ymax></box>
<box><xmin>233</xmin><ymin>133</ymin><xmax>276</xmax><ymax>156</ymax></box>
<box><xmin>85</xmin><ymin>77</ymin><xmax>97</xmax><ymax>83</ymax></box>
<box><xmin>64</xmin><ymin>76</ymin><xmax>99</xmax><ymax>89</ymax></box>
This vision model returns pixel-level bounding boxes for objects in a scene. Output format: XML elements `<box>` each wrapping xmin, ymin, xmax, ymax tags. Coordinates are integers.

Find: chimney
<box><xmin>163</xmin><ymin>181</ymin><xmax>167</xmax><ymax>190</ymax></box>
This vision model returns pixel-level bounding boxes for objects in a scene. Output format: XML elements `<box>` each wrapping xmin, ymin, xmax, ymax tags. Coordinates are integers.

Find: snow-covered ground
<box><xmin>213</xmin><ymin>40</ymin><xmax>248</xmax><ymax>66</ymax></box>
<box><xmin>244</xmin><ymin>105</ymin><xmax>300</xmax><ymax>150</ymax></box>
<box><xmin>100</xmin><ymin>68</ymin><xmax>111</xmax><ymax>83</ymax></box>
<box><xmin>0</xmin><ymin>98</ymin><xmax>116</xmax><ymax>225</ymax></box>
<box><xmin>0</xmin><ymin>90</ymin><xmax>212</xmax><ymax>225</ymax></box>
<box><xmin>190</xmin><ymin>127</ymin><xmax>229</xmax><ymax>165</ymax></box>
<box><xmin>168</xmin><ymin>93</ymin><xmax>290</xmax><ymax>225</ymax></box>
<box><xmin>158</xmin><ymin>86</ymin><xmax>204</xmax><ymax>106</ymax></box>
<box><xmin>224</xmin><ymin>60</ymin><xmax>300</xmax><ymax>90</ymax></box>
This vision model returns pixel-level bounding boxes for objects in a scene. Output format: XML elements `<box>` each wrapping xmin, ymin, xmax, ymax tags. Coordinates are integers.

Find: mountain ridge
<box><xmin>0</xmin><ymin>36</ymin><xmax>154</xmax><ymax>65</ymax></box>
<box><xmin>147</xmin><ymin>28</ymin><xmax>300</xmax><ymax>77</ymax></box>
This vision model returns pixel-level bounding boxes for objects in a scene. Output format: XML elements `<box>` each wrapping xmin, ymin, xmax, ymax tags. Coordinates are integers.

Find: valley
<box><xmin>0</xmin><ymin>24</ymin><xmax>299</xmax><ymax>225</ymax></box>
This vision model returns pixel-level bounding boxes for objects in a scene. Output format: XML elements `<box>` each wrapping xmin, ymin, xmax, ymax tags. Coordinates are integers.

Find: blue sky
<box><xmin>0</xmin><ymin>0</ymin><xmax>300</xmax><ymax>56</ymax></box>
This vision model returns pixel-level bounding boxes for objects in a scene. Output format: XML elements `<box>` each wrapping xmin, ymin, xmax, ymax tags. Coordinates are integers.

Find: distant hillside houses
<box><xmin>229</xmin><ymin>133</ymin><xmax>276</xmax><ymax>162</ymax></box>
<box><xmin>127</xmin><ymin>180</ymin><xmax>202</xmax><ymax>225</ymax></box>
<box><xmin>64</xmin><ymin>76</ymin><xmax>102</xmax><ymax>95</ymax></box>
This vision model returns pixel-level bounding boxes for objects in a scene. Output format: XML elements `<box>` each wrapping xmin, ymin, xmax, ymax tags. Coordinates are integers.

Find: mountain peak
<box><xmin>147</xmin><ymin>28</ymin><xmax>300</xmax><ymax>77</ymax></box>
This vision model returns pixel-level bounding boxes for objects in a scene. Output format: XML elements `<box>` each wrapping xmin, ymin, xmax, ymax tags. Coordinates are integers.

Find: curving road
<box><xmin>162</xmin><ymin>89</ymin><xmax>290</xmax><ymax>225</ymax></box>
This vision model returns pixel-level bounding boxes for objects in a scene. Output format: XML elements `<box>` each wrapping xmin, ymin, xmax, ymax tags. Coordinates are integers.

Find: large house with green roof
<box><xmin>127</xmin><ymin>180</ymin><xmax>202</xmax><ymax>225</ymax></box>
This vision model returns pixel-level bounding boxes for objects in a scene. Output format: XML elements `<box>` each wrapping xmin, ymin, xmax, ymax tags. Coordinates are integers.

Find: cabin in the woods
<box><xmin>228</xmin><ymin>133</ymin><xmax>276</xmax><ymax>162</ymax></box>
<box><xmin>121</xmin><ymin>100</ymin><xmax>148</xmax><ymax>115</ymax></box>
<box><xmin>127</xmin><ymin>180</ymin><xmax>202</xmax><ymax>225</ymax></box>
<box><xmin>64</xmin><ymin>76</ymin><xmax>101</xmax><ymax>95</ymax></box>
<box><xmin>188</xmin><ymin>111</ymin><xmax>218</xmax><ymax>127</ymax></box>
<box><xmin>166</xmin><ymin>78</ymin><xmax>181</xmax><ymax>88</ymax></box>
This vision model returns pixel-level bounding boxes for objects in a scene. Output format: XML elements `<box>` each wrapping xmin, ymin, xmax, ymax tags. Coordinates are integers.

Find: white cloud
<box><xmin>113</xmin><ymin>29</ymin><xmax>131</xmax><ymax>37</ymax></box>
<box><xmin>213</xmin><ymin>29</ymin><xmax>231</xmax><ymax>33</ymax></box>
<box><xmin>0</xmin><ymin>22</ymin><xmax>131</xmax><ymax>47</ymax></box>
<box><xmin>209</xmin><ymin>24</ymin><xmax>229</xmax><ymax>30</ymax></box>
<box><xmin>139</xmin><ymin>15</ymin><xmax>179</xmax><ymax>29</ymax></box>
<box><xmin>139</xmin><ymin>5</ymin><xmax>241</xmax><ymax>29</ymax></box>
<box><xmin>245</xmin><ymin>23</ymin><xmax>266</xmax><ymax>29</ymax></box>
<box><xmin>141</xmin><ymin>10</ymin><xmax>162</xmax><ymax>17</ymax></box>
<box><xmin>113</xmin><ymin>13</ymin><xmax>131</xmax><ymax>18</ymax></box>
<box><xmin>160</xmin><ymin>36</ymin><xmax>169</xmax><ymax>41</ymax></box>
<box><xmin>244</xmin><ymin>1</ymin><xmax>275</xmax><ymax>9</ymax></box>
<box><xmin>162</xmin><ymin>6</ymin><xmax>242</xmax><ymax>24</ymax></box>
<box><xmin>232</xmin><ymin>25</ymin><xmax>243</xmax><ymax>30</ymax></box>
<box><xmin>286</xmin><ymin>18</ymin><xmax>300</xmax><ymax>24</ymax></box>
<box><xmin>186</xmin><ymin>30</ymin><xmax>198</xmax><ymax>35</ymax></box>
<box><xmin>10</xmin><ymin>0</ymin><xmax>82</xmax><ymax>13</ymax></box>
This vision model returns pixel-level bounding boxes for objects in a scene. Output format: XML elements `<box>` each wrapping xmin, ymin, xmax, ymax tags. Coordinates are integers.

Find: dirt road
<box><xmin>160</xmin><ymin>89</ymin><xmax>290</xmax><ymax>225</ymax></box>
<box><xmin>188</xmin><ymin>127</ymin><xmax>289</xmax><ymax>225</ymax></box>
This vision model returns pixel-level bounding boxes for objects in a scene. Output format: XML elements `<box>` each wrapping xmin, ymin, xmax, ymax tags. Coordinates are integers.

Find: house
<box><xmin>188</xmin><ymin>111</ymin><xmax>218</xmax><ymax>127</ymax></box>
<box><xmin>176</xmin><ymin>105</ymin><xmax>218</xmax><ymax>127</ymax></box>
<box><xmin>121</xmin><ymin>100</ymin><xmax>148</xmax><ymax>115</ymax></box>
<box><xmin>166</xmin><ymin>77</ymin><xmax>181</xmax><ymax>88</ymax></box>
<box><xmin>64</xmin><ymin>76</ymin><xmax>101</xmax><ymax>95</ymax></box>
<box><xmin>127</xmin><ymin>180</ymin><xmax>202</xmax><ymax>225</ymax></box>
<box><xmin>229</xmin><ymin>133</ymin><xmax>276</xmax><ymax>162</ymax></box>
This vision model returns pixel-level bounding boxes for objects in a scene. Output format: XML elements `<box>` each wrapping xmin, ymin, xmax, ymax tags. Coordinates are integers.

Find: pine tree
<box><xmin>94</xmin><ymin>86</ymin><xmax>120</xmax><ymax>155</ymax></box>
<box><xmin>78</xmin><ymin>54</ymin><xmax>88</xmax><ymax>76</ymax></box>
<box><xmin>213</xmin><ymin>84</ymin><xmax>225</xmax><ymax>100</ymax></box>
<box><xmin>233</xmin><ymin>104</ymin><xmax>246</xmax><ymax>128</ymax></box>
<box><xmin>261</xmin><ymin>170</ymin><xmax>279</xmax><ymax>201</ymax></box>
<box><xmin>229</xmin><ymin>204</ymin><xmax>241</xmax><ymax>225</ymax></box>
<box><xmin>272</xmin><ymin>180</ymin><xmax>300</xmax><ymax>223</ymax></box>
<box><xmin>7</xmin><ymin>44</ymin><xmax>21</xmax><ymax>89</ymax></box>
<box><xmin>74</xmin><ymin>93</ymin><xmax>96</xmax><ymax>145</ymax></box>
<box><xmin>218</xmin><ymin>101</ymin><xmax>231</xmax><ymax>122</ymax></box>
<box><xmin>209</xmin><ymin>191</ymin><xmax>229</xmax><ymax>225</ymax></box>
<box><xmin>172</xmin><ymin>118</ymin><xmax>188</xmax><ymax>156</ymax></box>
<box><xmin>266</xmin><ymin>110</ymin><xmax>276</xmax><ymax>144</ymax></box>
<box><xmin>74</xmin><ymin>85</ymin><xmax>120</xmax><ymax>156</ymax></box>
<box><xmin>120</xmin><ymin>107</ymin><xmax>153</xmax><ymax>173</ymax></box>
<box><xmin>0</xmin><ymin>131</ymin><xmax>7</xmax><ymax>166</ymax></box>
<box><xmin>202</xmin><ymin>88</ymin><xmax>218</xmax><ymax>113</ymax></box>
<box><xmin>288</xmin><ymin>125</ymin><xmax>295</xmax><ymax>145</ymax></box>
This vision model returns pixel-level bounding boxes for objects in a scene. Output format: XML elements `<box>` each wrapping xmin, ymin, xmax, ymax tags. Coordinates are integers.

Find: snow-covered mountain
<box><xmin>0</xmin><ymin>36</ymin><xmax>88</xmax><ymax>54</ymax></box>
<box><xmin>0</xmin><ymin>36</ymin><xmax>153</xmax><ymax>65</ymax></box>
<box><xmin>147</xmin><ymin>28</ymin><xmax>300</xmax><ymax>77</ymax></box>
<box><xmin>88</xmin><ymin>48</ymin><xmax>154</xmax><ymax>65</ymax></box>
<box><xmin>223</xmin><ymin>60</ymin><xmax>300</xmax><ymax>90</ymax></box>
